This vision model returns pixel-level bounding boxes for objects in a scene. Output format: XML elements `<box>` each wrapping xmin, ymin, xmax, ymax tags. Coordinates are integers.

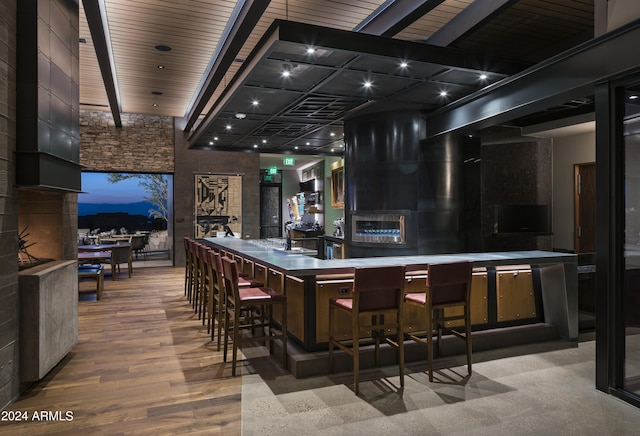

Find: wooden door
<box><xmin>574</xmin><ymin>162</ymin><xmax>596</xmax><ymax>253</ymax></box>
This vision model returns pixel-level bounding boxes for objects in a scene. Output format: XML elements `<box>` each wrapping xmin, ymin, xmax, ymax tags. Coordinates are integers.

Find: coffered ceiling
<box><xmin>79</xmin><ymin>0</ymin><xmax>595</xmax><ymax>155</ymax></box>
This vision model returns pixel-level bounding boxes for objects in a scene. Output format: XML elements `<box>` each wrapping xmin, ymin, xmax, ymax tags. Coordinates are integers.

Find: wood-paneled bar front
<box><xmin>203</xmin><ymin>238</ymin><xmax>578</xmax><ymax>361</ymax></box>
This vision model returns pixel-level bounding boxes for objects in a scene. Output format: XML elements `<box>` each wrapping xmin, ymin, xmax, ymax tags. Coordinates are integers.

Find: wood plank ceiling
<box><xmin>79</xmin><ymin>0</ymin><xmax>594</xmax><ymax>153</ymax></box>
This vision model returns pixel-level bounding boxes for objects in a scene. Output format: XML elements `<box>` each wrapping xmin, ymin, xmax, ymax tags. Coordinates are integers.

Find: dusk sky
<box><xmin>80</xmin><ymin>172</ymin><xmax>146</xmax><ymax>204</ymax></box>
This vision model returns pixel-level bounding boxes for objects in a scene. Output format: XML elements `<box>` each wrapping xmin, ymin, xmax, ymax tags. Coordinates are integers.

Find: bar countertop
<box><xmin>203</xmin><ymin>237</ymin><xmax>577</xmax><ymax>276</ymax></box>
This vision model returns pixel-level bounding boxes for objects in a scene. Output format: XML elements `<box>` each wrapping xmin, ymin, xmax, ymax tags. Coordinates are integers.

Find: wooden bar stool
<box><xmin>197</xmin><ymin>244</ymin><xmax>213</xmax><ymax>324</ymax></box>
<box><xmin>404</xmin><ymin>260</ymin><xmax>473</xmax><ymax>382</ymax></box>
<box><xmin>183</xmin><ymin>237</ymin><xmax>193</xmax><ymax>298</ymax></box>
<box><xmin>211</xmin><ymin>252</ymin><xmax>264</xmax><ymax>350</ymax></box>
<box><xmin>328</xmin><ymin>265</ymin><xmax>406</xmax><ymax>395</ymax></box>
<box><xmin>221</xmin><ymin>257</ymin><xmax>287</xmax><ymax>376</ymax></box>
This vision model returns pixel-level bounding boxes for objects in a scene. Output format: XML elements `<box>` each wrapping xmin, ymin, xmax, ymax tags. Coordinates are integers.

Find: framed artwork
<box><xmin>331</xmin><ymin>166</ymin><xmax>344</xmax><ymax>207</ymax></box>
<box><xmin>195</xmin><ymin>174</ymin><xmax>242</xmax><ymax>238</ymax></box>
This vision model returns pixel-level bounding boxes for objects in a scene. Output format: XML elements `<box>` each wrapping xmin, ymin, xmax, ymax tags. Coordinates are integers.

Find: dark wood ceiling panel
<box><xmin>453</xmin><ymin>0</ymin><xmax>594</xmax><ymax>63</ymax></box>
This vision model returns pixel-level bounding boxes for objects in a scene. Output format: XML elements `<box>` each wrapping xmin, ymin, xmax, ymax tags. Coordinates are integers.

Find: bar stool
<box><xmin>183</xmin><ymin>237</ymin><xmax>190</xmax><ymax>297</ymax></box>
<box><xmin>191</xmin><ymin>241</ymin><xmax>206</xmax><ymax>312</ymax></box>
<box><xmin>221</xmin><ymin>257</ymin><xmax>287</xmax><ymax>376</ymax></box>
<box><xmin>197</xmin><ymin>244</ymin><xmax>213</xmax><ymax>325</ymax></box>
<box><xmin>404</xmin><ymin>260</ymin><xmax>473</xmax><ymax>382</ymax></box>
<box><xmin>185</xmin><ymin>239</ymin><xmax>198</xmax><ymax>305</ymax></box>
<box><xmin>328</xmin><ymin>265</ymin><xmax>406</xmax><ymax>395</ymax></box>
<box><xmin>210</xmin><ymin>252</ymin><xmax>264</xmax><ymax>350</ymax></box>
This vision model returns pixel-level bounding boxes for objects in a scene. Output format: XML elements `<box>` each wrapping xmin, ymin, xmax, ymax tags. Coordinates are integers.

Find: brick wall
<box><xmin>80</xmin><ymin>110</ymin><xmax>174</xmax><ymax>173</ymax></box>
<box><xmin>0</xmin><ymin>0</ymin><xmax>20</xmax><ymax>409</ymax></box>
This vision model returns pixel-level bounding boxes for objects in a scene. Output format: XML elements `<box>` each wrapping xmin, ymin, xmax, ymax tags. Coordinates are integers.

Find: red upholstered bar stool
<box><xmin>187</xmin><ymin>240</ymin><xmax>201</xmax><ymax>307</ymax></box>
<box><xmin>328</xmin><ymin>265</ymin><xmax>406</xmax><ymax>395</ymax></box>
<box><xmin>210</xmin><ymin>252</ymin><xmax>264</xmax><ymax>350</ymax></box>
<box><xmin>192</xmin><ymin>241</ymin><xmax>209</xmax><ymax>314</ymax></box>
<box><xmin>183</xmin><ymin>237</ymin><xmax>192</xmax><ymax>298</ymax></box>
<box><xmin>404</xmin><ymin>260</ymin><xmax>473</xmax><ymax>382</ymax></box>
<box><xmin>221</xmin><ymin>257</ymin><xmax>287</xmax><ymax>376</ymax></box>
<box><xmin>197</xmin><ymin>244</ymin><xmax>214</xmax><ymax>325</ymax></box>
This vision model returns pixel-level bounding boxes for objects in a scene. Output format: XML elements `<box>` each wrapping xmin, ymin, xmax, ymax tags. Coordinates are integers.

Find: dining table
<box><xmin>78</xmin><ymin>251</ymin><xmax>112</xmax><ymax>264</ymax></box>
<box><xmin>78</xmin><ymin>243</ymin><xmax>130</xmax><ymax>252</ymax></box>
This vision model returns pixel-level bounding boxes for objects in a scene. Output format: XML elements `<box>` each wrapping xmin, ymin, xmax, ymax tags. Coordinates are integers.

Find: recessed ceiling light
<box><xmin>630</xmin><ymin>95</ymin><xmax>639</xmax><ymax>100</ymax></box>
<box><xmin>226</xmin><ymin>124</ymin><xmax>232</xmax><ymax>130</ymax></box>
<box><xmin>152</xmin><ymin>103</ymin><xmax>158</xmax><ymax>107</ymax></box>
<box><xmin>306</xmin><ymin>47</ymin><xmax>316</xmax><ymax>54</ymax></box>
<box><xmin>331</xmin><ymin>149</ymin><xmax>334</xmax><ymax>152</ymax></box>
<box><xmin>440</xmin><ymin>91</ymin><xmax>448</xmax><ymax>97</ymax></box>
<box><xmin>154</xmin><ymin>45</ymin><xmax>172</xmax><ymax>52</ymax></box>
<box><xmin>157</xmin><ymin>65</ymin><xmax>165</xmax><ymax>69</ymax></box>
<box><xmin>479</xmin><ymin>73</ymin><xmax>488</xmax><ymax>80</ymax></box>
<box><xmin>364</xmin><ymin>81</ymin><xmax>372</xmax><ymax>88</ymax></box>
<box><xmin>400</xmin><ymin>61</ymin><xmax>408</xmax><ymax>68</ymax></box>
<box><xmin>282</xmin><ymin>70</ymin><xmax>291</xmax><ymax>78</ymax></box>
<box><xmin>213</xmin><ymin>136</ymin><xmax>219</xmax><ymax>141</ymax></box>
<box><xmin>252</xmin><ymin>100</ymin><xmax>259</xmax><ymax>106</ymax></box>
<box><xmin>306</xmin><ymin>142</ymin><xmax>310</xmax><ymax>146</ymax></box>
<box><xmin>330</xmin><ymin>132</ymin><xmax>335</xmax><ymax>137</ymax></box>
<box><xmin>235</xmin><ymin>113</ymin><xmax>246</xmax><ymax>119</ymax></box>
<box><xmin>209</xmin><ymin>141</ymin><xmax>213</xmax><ymax>145</ymax></box>
<box><xmin>262</xmin><ymin>139</ymin><xmax>267</xmax><ymax>144</ymax></box>
<box><xmin>253</xmin><ymin>144</ymin><xmax>258</xmax><ymax>148</ymax></box>
<box><xmin>294</xmin><ymin>146</ymin><xmax>299</xmax><ymax>150</ymax></box>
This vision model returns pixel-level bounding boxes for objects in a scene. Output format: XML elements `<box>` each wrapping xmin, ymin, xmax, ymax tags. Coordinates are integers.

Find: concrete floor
<box><xmin>239</xmin><ymin>336</ymin><xmax>640</xmax><ymax>435</ymax></box>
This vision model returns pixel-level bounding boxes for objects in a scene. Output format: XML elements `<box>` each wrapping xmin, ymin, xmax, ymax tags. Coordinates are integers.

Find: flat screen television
<box><xmin>494</xmin><ymin>204</ymin><xmax>550</xmax><ymax>234</ymax></box>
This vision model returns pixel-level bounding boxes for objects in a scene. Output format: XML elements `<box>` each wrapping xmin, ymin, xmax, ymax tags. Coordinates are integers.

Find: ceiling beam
<box><xmin>183</xmin><ymin>0</ymin><xmax>271</xmax><ymax>133</ymax></box>
<box><xmin>82</xmin><ymin>0</ymin><xmax>121</xmax><ymax>127</ymax></box>
<box><xmin>425</xmin><ymin>20</ymin><xmax>640</xmax><ymax>139</ymax></box>
<box><xmin>355</xmin><ymin>0</ymin><xmax>445</xmax><ymax>37</ymax></box>
<box><xmin>426</xmin><ymin>0</ymin><xmax>518</xmax><ymax>47</ymax></box>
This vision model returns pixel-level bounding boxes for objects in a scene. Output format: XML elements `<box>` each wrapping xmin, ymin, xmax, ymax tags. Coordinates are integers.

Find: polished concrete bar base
<box><xmin>268</xmin><ymin>323</ymin><xmax>559</xmax><ymax>379</ymax></box>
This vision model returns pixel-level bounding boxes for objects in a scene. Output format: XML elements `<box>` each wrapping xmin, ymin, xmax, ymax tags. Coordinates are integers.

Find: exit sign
<box><xmin>268</xmin><ymin>167</ymin><xmax>278</xmax><ymax>175</ymax></box>
<box><xmin>283</xmin><ymin>157</ymin><xmax>295</xmax><ymax>166</ymax></box>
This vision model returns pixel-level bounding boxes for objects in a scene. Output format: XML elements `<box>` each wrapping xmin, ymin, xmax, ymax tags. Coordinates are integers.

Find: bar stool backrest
<box><xmin>221</xmin><ymin>257</ymin><xmax>240</xmax><ymax>303</ymax></box>
<box><xmin>426</xmin><ymin>261</ymin><xmax>473</xmax><ymax>306</ymax></box>
<box><xmin>353</xmin><ymin>265</ymin><xmax>406</xmax><ymax>311</ymax></box>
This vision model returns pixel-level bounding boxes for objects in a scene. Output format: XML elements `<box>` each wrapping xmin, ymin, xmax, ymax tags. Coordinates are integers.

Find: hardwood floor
<box><xmin>2</xmin><ymin>267</ymin><xmax>241</xmax><ymax>435</ymax></box>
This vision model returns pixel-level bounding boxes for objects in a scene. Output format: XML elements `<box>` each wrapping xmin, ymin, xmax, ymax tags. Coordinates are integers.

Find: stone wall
<box><xmin>80</xmin><ymin>110</ymin><xmax>174</xmax><ymax>173</ymax></box>
<box><xmin>0</xmin><ymin>0</ymin><xmax>20</xmax><ymax>409</ymax></box>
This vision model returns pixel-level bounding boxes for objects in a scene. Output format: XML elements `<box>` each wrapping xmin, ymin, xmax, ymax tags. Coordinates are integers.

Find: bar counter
<box><xmin>203</xmin><ymin>238</ymin><xmax>578</xmax><ymax>353</ymax></box>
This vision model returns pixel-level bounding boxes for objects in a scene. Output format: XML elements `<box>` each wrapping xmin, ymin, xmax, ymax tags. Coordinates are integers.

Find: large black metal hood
<box><xmin>187</xmin><ymin>19</ymin><xmax>527</xmax><ymax>155</ymax></box>
<box><xmin>16</xmin><ymin>0</ymin><xmax>81</xmax><ymax>193</ymax></box>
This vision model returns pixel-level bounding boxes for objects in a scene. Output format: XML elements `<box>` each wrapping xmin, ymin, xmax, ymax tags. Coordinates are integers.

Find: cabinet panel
<box><xmin>403</xmin><ymin>274</ymin><xmax>428</xmax><ymax>333</ymax></box>
<box><xmin>268</xmin><ymin>269</ymin><xmax>285</xmax><ymax>323</ymax></box>
<box><xmin>254</xmin><ymin>263</ymin><xmax>268</xmax><ymax>286</ymax></box>
<box><xmin>242</xmin><ymin>258</ymin><xmax>254</xmax><ymax>278</ymax></box>
<box><xmin>286</xmin><ymin>276</ymin><xmax>305</xmax><ymax>342</ymax></box>
<box><xmin>315</xmin><ymin>279</ymin><xmax>355</xmax><ymax>343</ymax></box>
<box><xmin>496</xmin><ymin>269</ymin><xmax>536</xmax><ymax>322</ymax></box>
<box><xmin>444</xmin><ymin>272</ymin><xmax>488</xmax><ymax>327</ymax></box>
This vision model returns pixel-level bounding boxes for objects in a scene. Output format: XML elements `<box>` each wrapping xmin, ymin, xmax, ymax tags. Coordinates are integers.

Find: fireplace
<box><xmin>18</xmin><ymin>189</ymin><xmax>78</xmax><ymax>267</ymax></box>
<box><xmin>18</xmin><ymin>189</ymin><xmax>79</xmax><ymax>382</ymax></box>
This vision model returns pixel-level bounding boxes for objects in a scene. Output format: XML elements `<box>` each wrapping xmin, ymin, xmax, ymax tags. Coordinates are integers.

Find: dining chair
<box><xmin>404</xmin><ymin>260</ymin><xmax>473</xmax><ymax>382</ymax></box>
<box><xmin>221</xmin><ymin>257</ymin><xmax>287</xmax><ymax>376</ymax></box>
<box><xmin>130</xmin><ymin>234</ymin><xmax>147</xmax><ymax>260</ymax></box>
<box><xmin>328</xmin><ymin>265</ymin><xmax>406</xmax><ymax>395</ymax></box>
<box><xmin>106</xmin><ymin>244</ymin><xmax>132</xmax><ymax>280</ymax></box>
